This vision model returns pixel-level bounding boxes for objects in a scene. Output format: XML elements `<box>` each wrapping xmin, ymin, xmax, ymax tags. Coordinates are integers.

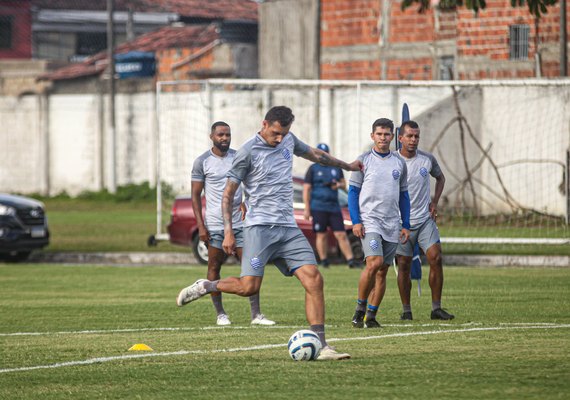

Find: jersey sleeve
<box><xmin>290</xmin><ymin>132</ymin><xmax>311</xmax><ymax>156</ymax></box>
<box><xmin>348</xmin><ymin>154</ymin><xmax>365</xmax><ymax>188</ymax></box>
<box><xmin>429</xmin><ymin>153</ymin><xmax>443</xmax><ymax>178</ymax></box>
<box><xmin>191</xmin><ymin>154</ymin><xmax>205</xmax><ymax>182</ymax></box>
<box><xmin>338</xmin><ymin>168</ymin><xmax>345</xmax><ymax>180</ymax></box>
<box><xmin>304</xmin><ymin>165</ymin><xmax>314</xmax><ymax>184</ymax></box>
<box><xmin>227</xmin><ymin>146</ymin><xmax>251</xmax><ymax>184</ymax></box>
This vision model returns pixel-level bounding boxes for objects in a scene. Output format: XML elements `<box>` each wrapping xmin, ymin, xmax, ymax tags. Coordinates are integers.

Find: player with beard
<box><xmin>188</xmin><ymin>121</ymin><xmax>275</xmax><ymax>326</ymax></box>
<box><xmin>177</xmin><ymin>107</ymin><xmax>362</xmax><ymax>360</ymax></box>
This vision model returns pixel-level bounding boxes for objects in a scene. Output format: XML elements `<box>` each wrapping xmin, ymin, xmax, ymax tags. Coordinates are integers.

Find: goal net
<box><xmin>154</xmin><ymin>79</ymin><xmax>570</xmax><ymax>255</ymax></box>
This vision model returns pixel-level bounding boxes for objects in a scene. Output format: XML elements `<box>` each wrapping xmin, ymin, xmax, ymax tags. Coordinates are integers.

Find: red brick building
<box><xmin>260</xmin><ymin>0</ymin><xmax>569</xmax><ymax>80</ymax></box>
<box><xmin>0</xmin><ymin>0</ymin><xmax>32</xmax><ymax>59</ymax></box>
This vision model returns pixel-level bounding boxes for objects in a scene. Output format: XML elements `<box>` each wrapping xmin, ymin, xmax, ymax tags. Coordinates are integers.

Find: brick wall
<box><xmin>320</xmin><ymin>0</ymin><xmax>569</xmax><ymax>80</ymax></box>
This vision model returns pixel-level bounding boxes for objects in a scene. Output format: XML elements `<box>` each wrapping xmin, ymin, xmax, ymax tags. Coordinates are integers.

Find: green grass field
<box><xmin>42</xmin><ymin>198</ymin><xmax>569</xmax><ymax>255</ymax></box>
<box><xmin>1</xmin><ymin>264</ymin><xmax>569</xmax><ymax>399</ymax></box>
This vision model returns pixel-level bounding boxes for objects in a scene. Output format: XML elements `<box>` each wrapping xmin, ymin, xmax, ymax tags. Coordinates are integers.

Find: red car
<box><xmin>167</xmin><ymin>177</ymin><xmax>363</xmax><ymax>264</ymax></box>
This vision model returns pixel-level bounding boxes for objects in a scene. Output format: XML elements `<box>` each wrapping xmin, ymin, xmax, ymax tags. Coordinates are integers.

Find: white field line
<box><xmin>0</xmin><ymin>322</ymin><xmax>484</xmax><ymax>337</ymax></box>
<box><xmin>1</xmin><ymin>323</ymin><xmax>569</xmax><ymax>374</ymax></box>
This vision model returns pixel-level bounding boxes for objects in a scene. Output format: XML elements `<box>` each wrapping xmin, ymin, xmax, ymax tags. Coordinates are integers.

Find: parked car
<box><xmin>167</xmin><ymin>177</ymin><xmax>363</xmax><ymax>264</ymax></box>
<box><xmin>0</xmin><ymin>194</ymin><xmax>50</xmax><ymax>262</ymax></box>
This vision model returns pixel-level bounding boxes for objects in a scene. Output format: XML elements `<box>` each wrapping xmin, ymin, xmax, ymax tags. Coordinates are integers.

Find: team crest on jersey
<box><xmin>420</xmin><ymin>167</ymin><xmax>428</xmax><ymax>177</ymax></box>
<box><xmin>250</xmin><ymin>257</ymin><xmax>262</xmax><ymax>270</ymax></box>
<box><xmin>331</xmin><ymin>169</ymin><xmax>337</xmax><ymax>177</ymax></box>
<box><xmin>392</xmin><ymin>170</ymin><xmax>400</xmax><ymax>180</ymax></box>
<box><xmin>282</xmin><ymin>148</ymin><xmax>291</xmax><ymax>161</ymax></box>
<box><xmin>369</xmin><ymin>239</ymin><xmax>379</xmax><ymax>251</ymax></box>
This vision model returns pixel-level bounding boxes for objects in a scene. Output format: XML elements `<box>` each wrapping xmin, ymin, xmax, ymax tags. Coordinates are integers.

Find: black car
<box><xmin>0</xmin><ymin>194</ymin><xmax>50</xmax><ymax>262</ymax></box>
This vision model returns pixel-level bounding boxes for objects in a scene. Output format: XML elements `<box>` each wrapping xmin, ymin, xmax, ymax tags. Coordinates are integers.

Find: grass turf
<box><xmin>0</xmin><ymin>264</ymin><xmax>569</xmax><ymax>399</ymax></box>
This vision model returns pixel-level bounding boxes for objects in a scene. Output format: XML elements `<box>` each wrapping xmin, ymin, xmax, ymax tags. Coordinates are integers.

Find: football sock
<box><xmin>249</xmin><ymin>293</ymin><xmax>261</xmax><ymax>320</ymax></box>
<box><xmin>432</xmin><ymin>301</ymin><xmax>441</xmax><ymax>311</ymax></box>
<box><xmin>403</xmin><ymin>304</ymin><xmax>412</xmax><ymax>313</ymax></box>
<box><xmin>203</xmin><ymin>280</ymin><xmax>218</xmax><ymax>293</ymax></box>
<box><xmin>310</xmin><ymin>324</ymin><xmax>327</xmax><ymax>347</ymax></box>
<box><xmin>366</xmin><ymin>304</ymin><xmax>378</xmax><ymax>320</ymax></box>
<box><xmin>211</xmin><ymin>294</ymin><xmax>226</xmax><ymax>316</ymax></box>
<box><xmin>356</xmin><ymin>299</ymin><xmax>367</xmax><ymax>312</ymax></box>
<box><xmin>319</xmin><ymin>259</ymin><xmax>330</xmax><ymax>267</ymax></box>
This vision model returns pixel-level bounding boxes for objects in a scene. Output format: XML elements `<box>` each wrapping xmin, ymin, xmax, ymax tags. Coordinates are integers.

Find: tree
<box><xmin>401</xmin><ymin>0</ymin><xmax>558</xmax><ymax>18</ymax></box>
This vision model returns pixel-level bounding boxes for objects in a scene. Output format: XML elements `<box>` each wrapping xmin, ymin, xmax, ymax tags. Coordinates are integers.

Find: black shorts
<box><xmin>311</xmin><ymin>210</ymin><xmax>345</xmax><ymax>233</ymax></box>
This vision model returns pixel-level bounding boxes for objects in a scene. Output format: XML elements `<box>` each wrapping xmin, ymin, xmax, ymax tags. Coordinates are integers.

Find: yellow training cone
<box><xmin>128</xmin><ymin>343</ymin><xmax>153</xmax><ymax>351</ymax></box>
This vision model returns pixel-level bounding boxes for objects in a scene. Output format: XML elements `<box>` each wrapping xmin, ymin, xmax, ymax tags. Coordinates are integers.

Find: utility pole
<box><xmin>561</xmin><ymin>0</ymin><xmax>568</xmax><ymax>76</ymax></box>
<box><xmin>107</xmin><ymin>0</ymin><xmax>117</xmax><ymax>193</ymax></box>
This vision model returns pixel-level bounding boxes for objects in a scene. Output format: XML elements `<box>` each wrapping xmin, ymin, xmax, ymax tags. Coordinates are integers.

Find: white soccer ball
<box><xmin>287</xmin><ymin>329</ymin><xmax>322</xmax><ymax>361</ymax></box>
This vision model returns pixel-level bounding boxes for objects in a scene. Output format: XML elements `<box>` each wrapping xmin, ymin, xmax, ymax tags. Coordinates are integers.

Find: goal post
<box><xmin>151</xmin><ymin>79</ymin><xmax>570</xmax><ymax>254</ymax></box>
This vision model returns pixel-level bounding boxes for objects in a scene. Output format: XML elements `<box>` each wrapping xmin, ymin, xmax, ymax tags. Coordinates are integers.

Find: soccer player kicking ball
<box><xmin>177</xmin><ymin>106</ymin><xmax>362</xmax><ymax>360</ymax></box>
<box><xmin>368</xmin><ymin>121</ymin><xmax>454</xmax><ymax>321</ymax></box>
<box><xmin>348</xmin><ymin>118</ymin><xmax>411</xmax><ymax>328</ymax></box>
<box><xmin>190</xmin><ymin>121</ymin><xmax>275</xmax><ymax>326</ymax></box>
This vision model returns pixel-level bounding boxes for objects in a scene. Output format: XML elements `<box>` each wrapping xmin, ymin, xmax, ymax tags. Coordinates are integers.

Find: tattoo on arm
<box><xmin>304</xmin><ymin>148</ymin><xmax>350</xmax><ymax>169</ymax></box>
<box><xmin>222</xmin><ymin>180</ymin><xmax>239</xmax><ymax>230</ymax></box>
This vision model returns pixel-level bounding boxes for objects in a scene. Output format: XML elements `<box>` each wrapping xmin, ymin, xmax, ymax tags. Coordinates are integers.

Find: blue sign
<box><xmin>114</xmin><ymin>52</ymin><xmax>156</xmax><ymax>79</ymax></box>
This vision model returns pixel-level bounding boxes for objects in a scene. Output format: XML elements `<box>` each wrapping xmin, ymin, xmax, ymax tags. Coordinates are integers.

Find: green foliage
<box><xmin>0</xmin><ymin>265</ymin><xmax>568</xmax><ymax>399</ymax></box>
<box><xmin>401</xmin><ymin>0</ymin><xmax>558</xmax><ymax>17</ymax></box>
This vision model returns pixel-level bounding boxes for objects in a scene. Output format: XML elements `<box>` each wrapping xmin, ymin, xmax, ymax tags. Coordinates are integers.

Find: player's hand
<box><xmin>198</xmin><ymin>226</ymin><xmax>209</xmax><ymax>244</ymax></box>
<box><xmin>400</xmin><ymin>228</ymin><xmax>410</xmax><ymax>244</ymax></box>
<box><xmin>429</xmin><ymin>203</ymin><xmax>438</xmax><ymax>221</ymax></box>
<box><xmin>222</xmin><ymin>231</ymin><xmax>236</xmax><ymax>255</ymax></box>
<box><xmin>348</xmin><ymin>160</ymin><xmax>364</xmax><ymax>172</ymax></box>
<box><xmin>353</xmin><ymin>223</ymin><xmax>365</xmax><ymax>239</ymax></box>
<box><xmin>303</xmin><ymin>208</ymin><xmax>311</xmax><ymax>220</ymax></box>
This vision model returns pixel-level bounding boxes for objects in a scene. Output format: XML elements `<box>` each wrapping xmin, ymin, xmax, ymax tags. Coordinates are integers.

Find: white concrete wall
<box><xmin>0</xmin><ymin>81</ymin><xmax>568</xmax><ymax>219</ymax></box>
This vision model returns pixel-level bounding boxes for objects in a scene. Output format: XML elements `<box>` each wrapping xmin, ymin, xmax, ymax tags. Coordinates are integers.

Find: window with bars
<box><xmin>0</xmin><ymin>15</ymin><xmax>13</xmax><ymax>49</ymax></box>
<box><xmin>509</xmin><ymin>24</ymin><xmax>530</xmax><ymax>60</ymax></box>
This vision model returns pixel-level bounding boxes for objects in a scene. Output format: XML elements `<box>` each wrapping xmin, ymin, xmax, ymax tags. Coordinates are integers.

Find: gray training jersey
<box><xmin>398</xmin><ymin>149</ymin><xmax>442</xmax><ymax>228</ymax></box>
<box><xmin>227</xmin><ymin>132</ymin><xmax>310</xmax><ymax>227</ymax></box>
<box><xmin>191</xmin><ymin>149</ymin><xmax>243</xmax><ymax>231</ymax></box>
<box><xmin>349</xmin><ymin>150</ymin><xmax>408</xmax><ymax>243</ymax></box>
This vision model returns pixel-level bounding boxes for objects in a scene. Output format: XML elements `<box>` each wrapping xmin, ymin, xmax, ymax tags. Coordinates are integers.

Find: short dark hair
<box><xmin>372</xmin><ymin>118</ymin><xmax>394</xmax><ymax>132</ymax></box>
<box><xmin>400</xmin><ymin>120</ymin><xmax>419</xmax><ymax>134</ymax></box>
<box><xmin>264</xmin><ymin>106</ymin><xmax>295</xmax><ymax>127</ymax></box>
<box><xmin>211</xmin><ymin>121</ymin><xmax>230</xmax><ymax>133</ymax></box>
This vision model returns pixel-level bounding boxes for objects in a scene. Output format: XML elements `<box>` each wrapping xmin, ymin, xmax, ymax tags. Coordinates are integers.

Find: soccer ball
<box><xmin>287</xmin><ymin>329</ymin><xmax>322</xmax><ymax>361</ymax></box>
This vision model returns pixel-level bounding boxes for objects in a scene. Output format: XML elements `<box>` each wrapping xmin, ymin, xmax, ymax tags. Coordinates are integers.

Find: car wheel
<box><xmin>1</xmin><ymin>251</ymin><xmax>32</xmax><ymax>263</ymax></box>
<box><xmin>348</xmin><ymin>232</ymin><xmax>364</xmax><ymax>262</ymax></box>
<box><xmin>192</xmin><ymin>234</ymin><xmax>209</xmax><ymax>265</ymax></box>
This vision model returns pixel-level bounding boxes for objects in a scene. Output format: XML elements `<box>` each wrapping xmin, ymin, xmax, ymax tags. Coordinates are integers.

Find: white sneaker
<box><xmin>317</xmin><ymin>346</ymin><xmax>351</xmax><ymax>360</ymax></box>
<box><xmin>216</xmin><ymin>314</ymin><xmax>231</xmax><ymax>326</ymax></box>
<box><xmin>176</xmin><ymin>279</ymin><xmax>208</xmax><ymax>307</ymax></box>
<box><xmin>250</xmin><ymin>314</ymin><xmax>276</xmax><ymax>326</ymax></box>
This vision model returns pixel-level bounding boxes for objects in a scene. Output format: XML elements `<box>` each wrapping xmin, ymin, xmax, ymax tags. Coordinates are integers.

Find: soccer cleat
<box><xmin>364</xmin><ymin>318</ymin><xmax>381</xmax><ymax>328</ymax></box>
<box><xmin>400</xmin><ymin>311</ymin><xmax>413</xmax><ymax>320</ymax></box>
<box><xmin>319</xmin><ymin>259</ymin><xmax>330</xmax><ymax>269</ymax></box>
<box><xmin>317</xmin><ymin>346</ymin><xmax>351</xmax><ymax>361</ymax></box>
<box><xmin>348</xmin><ymin>259</ymin><xmax>363</xmax><ymax>269</ymax></box>
<box><xmin>176</xmin><ymin>279</ymin><xmax>208</xmax><ymax>307</ymax></box>
<box><xmin>251</xmin><ymin>314</ymin><xmax>276</xmax><ymax>326</ymax></box>
<box><xmin>216</xmin><ymin>314</ymin><xmax>231</xmax><ymax>326</ymax></box>
<box><xmin>431</xmin><ymin>308</ymin><xmax>455</xmax><ymax>320</ymax></box>
<box><xmin>351</xmin><ymin>310</ymin><xmax>365</xmax><ymax>328</ymax></box>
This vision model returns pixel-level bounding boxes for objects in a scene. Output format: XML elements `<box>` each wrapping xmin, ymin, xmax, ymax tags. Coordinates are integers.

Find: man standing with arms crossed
<box><xmin>177</xmin><ymin>106</ymin><xmax>362</xmax><ymax>360</ymax></box>
<box><xmin>348</xmin><ymin>118</ymin><xmax>411</xmax><ymax>328</ymax></box>
<box><xmin>190</xmin><ymin>121</ymin><xmax>275</xmax><ymax>326</ymax></box>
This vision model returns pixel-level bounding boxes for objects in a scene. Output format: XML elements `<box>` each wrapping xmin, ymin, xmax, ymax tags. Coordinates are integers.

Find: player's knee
<box><xmin>299</xmin><ymin>267</ymin><xmax>323</xmax><ymax>292</ymax></box>
<box><xmin>365</xmin><ymin>256</ymin><xmax>383</xmax><ymax>272</ymax></box>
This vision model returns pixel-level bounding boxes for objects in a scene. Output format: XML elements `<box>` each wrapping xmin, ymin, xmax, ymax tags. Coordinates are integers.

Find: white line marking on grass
<box><xmin>0</xmin><ymin>325</ymin><xmax>305</xmax><ymax>337</ymax></box>
<box><xmin>1</xmin><ymin>323</ymin><xmax>569</xmax><ymax>374</ymax></box>
<box><xmin>0</xmin><ymin>322</ymin><xmax>554</xmax><ymax>337</ymax></box>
